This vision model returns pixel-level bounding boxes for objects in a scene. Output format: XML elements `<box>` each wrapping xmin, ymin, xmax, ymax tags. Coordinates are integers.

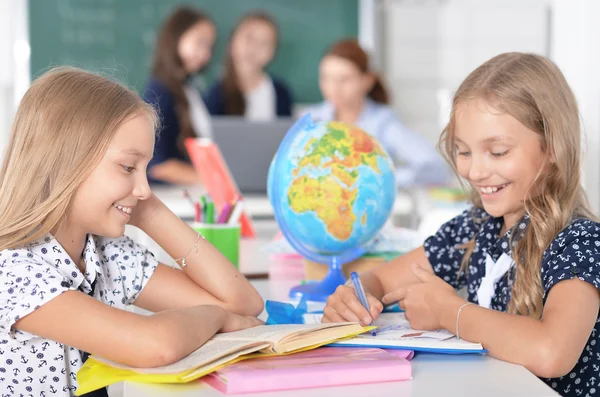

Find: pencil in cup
<box><xmin>193</xmin><ymin>223</ymin><xmax>241</xmax><ymax>267</ymax></box>
<box><xmin>226</xmin><ymin>200</ymin><xmax>244</xmax><ymax>225</ymax></box>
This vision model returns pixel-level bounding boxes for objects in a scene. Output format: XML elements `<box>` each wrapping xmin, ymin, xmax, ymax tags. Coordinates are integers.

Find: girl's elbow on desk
<box><xmin>224</xmin><ymin>287</ymin><xmax>264</xmax><ymax>317</ymax></box>
<box><xmin>112</xmin><ymin>321</ymin><xmax>191</xmax><ymax>368</ymax></box>
<box><xmin>247</xmin><ymin>293</ymin><xmax>265</xmax><ymax>317</ymax></box>
<box><xmin>525</xmin><ymin>342</ymin><xmax>577</xmax><ymax>379</ymax></box>
<box><xmin>486</xmin><ymin>330</ymin><xmax>578</xmax><ymax>379</ymax></box>
<box><xmin>124</xmin><ymin>308</ymin><xmax>228</xmax><ymax>368</ymax></box>
<box><xmin>100</xmin><ymin>329</ymin><xmax>182</xmax><ymax>368</ymax></box>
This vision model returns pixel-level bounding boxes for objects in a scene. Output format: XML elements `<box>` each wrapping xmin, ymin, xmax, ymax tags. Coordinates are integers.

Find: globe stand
<box><xmin>288</xmin><ymin>256</ymin><xmax>347</xmax><ymax>301</ymax></box>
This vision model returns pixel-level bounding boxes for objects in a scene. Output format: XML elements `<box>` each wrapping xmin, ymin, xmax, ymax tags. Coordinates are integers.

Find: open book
<box><xmin>304</xmin><ymin>312</ymin><xmax>485</xmax><ymax>354</ymax></box>
<box><xmin>75</xmin><ymin>322</ymin><xmax>368</xmax><ymax>395</ymax></box>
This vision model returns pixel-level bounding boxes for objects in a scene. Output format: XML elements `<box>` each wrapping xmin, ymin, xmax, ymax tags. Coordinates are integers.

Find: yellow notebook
<box><xmin>76</xmin><ymin>322</ymin><xmax>371</xmax><ymax>395</ymax></box>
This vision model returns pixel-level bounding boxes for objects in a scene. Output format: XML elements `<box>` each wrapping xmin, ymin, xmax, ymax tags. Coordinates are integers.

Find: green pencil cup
<box><xmin>194</xmin><ymin>223</ymin><xmax>241</xmax><ymax>268</ymax></box>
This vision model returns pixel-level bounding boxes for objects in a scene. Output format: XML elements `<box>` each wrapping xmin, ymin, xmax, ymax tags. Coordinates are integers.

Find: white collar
<box><xmin>476</xmin><ymin>252</ymin><xmax>514</xmax><ymax>309</ymax></box>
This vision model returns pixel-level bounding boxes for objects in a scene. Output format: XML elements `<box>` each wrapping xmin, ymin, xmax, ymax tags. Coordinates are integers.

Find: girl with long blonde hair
<box><xmin>322</xmin><ymin>53</ymin><xmax>600</xmax><ymax>396</ymax></box>
<box><xmin>0</xmin><ymin>67</ymin><xmax>263</xmax><ymax>396</ymax></box>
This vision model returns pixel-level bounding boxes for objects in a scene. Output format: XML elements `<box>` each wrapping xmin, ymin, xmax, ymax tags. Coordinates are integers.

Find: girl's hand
<box><xmin>322</xmin><ymin>285</ymin><xmax>383</xmax><ymax>326</ymax></box>
<box><xmin>128</xmin><ymin>193</ymin><xmax>165</xmax><ymax>230</ymax></box>
<box><xmin>382</xmin><ymin>263</ymin><xmax>457</xmax><ymax>330</ymax></box>
<box><xmin>220</xmin><ymin>312</ymin><xmax>264</xmax><ymax>333</ymax></box>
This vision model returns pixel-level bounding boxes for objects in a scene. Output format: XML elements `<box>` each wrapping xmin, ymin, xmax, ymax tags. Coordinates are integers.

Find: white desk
<box><xmin>121</xmin><ymin>221</ymin><xmax>557</xmax><ymax>397</ymax></box>
<box><xmin>123</xmin><ymin>353</ymin><xmax>556</xmax><ymax>397</ymax></box>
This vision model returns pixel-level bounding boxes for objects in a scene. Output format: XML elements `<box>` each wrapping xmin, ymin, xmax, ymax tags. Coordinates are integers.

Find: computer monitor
<box><xmin>210</xmin><ymin>117</ymin><xmax>294</xmax><ymax>194</ymax></box>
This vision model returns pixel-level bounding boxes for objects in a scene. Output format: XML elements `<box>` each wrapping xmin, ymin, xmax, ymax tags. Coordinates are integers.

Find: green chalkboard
<box><xmin>29</xmin><ymin>0</ymin><xmax>358</xmax><ymax>103</ymax></box>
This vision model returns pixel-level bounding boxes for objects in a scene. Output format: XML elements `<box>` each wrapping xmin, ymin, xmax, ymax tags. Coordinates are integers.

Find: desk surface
<box><xmin>122</xmin><ymin>221</ymin><xmax>557</xmax><ymax>397</ymax></box>
<box><xmin>123</xmin><ymin>352</ymin><xmax>556</xmax><ymax>397</ymax></box>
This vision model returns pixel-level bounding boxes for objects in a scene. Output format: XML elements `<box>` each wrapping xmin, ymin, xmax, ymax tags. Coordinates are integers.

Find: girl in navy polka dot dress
<box><xmin>323</xmin><ymin>53</ymin><xmax>600</xmax><ymax>397</ymax></box>
<box><xmin>0</xmin><ymin>67</ymin><xmax>264</xmax><ymax>396</ymax></box>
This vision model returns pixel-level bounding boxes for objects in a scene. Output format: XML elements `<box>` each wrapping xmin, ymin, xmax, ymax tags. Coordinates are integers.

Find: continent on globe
<box><xmin>288</xmin><ymin>175</ymin><xmax>358</xmax><ymax>240</ymax></box>
<box><xmin>288</xmin><ymin>122</ymin><xmax>387</xmax><ymax>241</ymax></box>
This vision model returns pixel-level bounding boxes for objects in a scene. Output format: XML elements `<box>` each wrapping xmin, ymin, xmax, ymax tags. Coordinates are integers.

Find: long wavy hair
<box><xmin>150</xmin><ymin>6</ymin><xmax>213</xmax><ymax>151</ymax></box>
<box><xmin>0</xmin><ymin>67</ymin><xmax>157</xmax><ymax>250</ymax></box>
<box><xmin>438</xmin><ymin>52</ymin><xmax>596</xmax><ymax>318</ymax></box>
<box><xmin>222</xmin><ymin>11</ymin><xmax>278</xmax><ymax>115</ymax></box>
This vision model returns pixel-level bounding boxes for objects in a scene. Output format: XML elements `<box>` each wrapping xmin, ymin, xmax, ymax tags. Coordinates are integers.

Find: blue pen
<box><xmin>350</xmin><ymin>272</ymin><xmax>377</xmax><ymax>336</ymax></box>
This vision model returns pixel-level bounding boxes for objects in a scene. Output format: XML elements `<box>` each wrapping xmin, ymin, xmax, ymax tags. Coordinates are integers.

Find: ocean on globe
<box><xmin>268</xmin><ymin>115</ymin><xmax>397</xmax><ymax>259</ymax></box>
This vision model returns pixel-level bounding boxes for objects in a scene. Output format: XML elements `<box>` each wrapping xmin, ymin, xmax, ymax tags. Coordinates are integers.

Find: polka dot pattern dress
<box><xmin>0</xmin><ymin>233</ymin><xmax>158</xmax><ymax>396</ymax></box>
<box><xmin>424</xmin><ymin>207</ymin><xmax>600</xmax><ymax>396</ymax></box>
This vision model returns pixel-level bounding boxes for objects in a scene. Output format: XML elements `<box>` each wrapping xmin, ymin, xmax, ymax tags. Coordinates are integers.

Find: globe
<box><xmin>268</xmin><ymin>115</ymin><xmax>397</xmax><ymax>301</ymax></box>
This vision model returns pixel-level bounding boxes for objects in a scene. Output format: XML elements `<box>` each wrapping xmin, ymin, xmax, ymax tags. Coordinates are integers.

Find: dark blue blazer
<box><xmin>204</xmin><ymin>75</ymin><xmax>293</xmax><ymax>116</ymax></box>
<box><xmin>142</xmin><ymin>78</ymin><xmax>191</xmax><ymax>185</ymax></box>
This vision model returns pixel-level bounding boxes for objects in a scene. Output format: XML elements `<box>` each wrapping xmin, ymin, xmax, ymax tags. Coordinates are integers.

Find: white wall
<box><xmin>380</xmin><ymin>0</ymin><xmax>600</xmax><ymax>212</ymax></box>
<box><xmin>550</xmin><ymin>0</ymin><xmax>600</xmax><ymax>212</ymax></box>
<box><xmin>358</xmin><ymin>0</ymin><xmax>382</xmax><ymax>69</ymax></box>
<box><xmin>0</xmin><ymin>0</ymin><xmax>16</xmax><ymax>153</ymax></box>
<box><xmin>381</xmin><ymin>0</ymin><xmax>550</xmax><ymax>146</ymax></box>
<box><xmin>0</xmin><ymin>0</ymin><xmax>29</xmax><ymax>162</ymax></box>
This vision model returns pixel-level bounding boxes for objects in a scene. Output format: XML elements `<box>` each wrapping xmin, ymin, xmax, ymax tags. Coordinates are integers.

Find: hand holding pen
<box><xmin>321</xmin><ymin>272</ymin><xmax>384</xmax><ymax>327</ymax></box>
<box><xmin>350</xmin><ymin>272</ymin><xmax>378</xmax><ymax>336</ymax></box>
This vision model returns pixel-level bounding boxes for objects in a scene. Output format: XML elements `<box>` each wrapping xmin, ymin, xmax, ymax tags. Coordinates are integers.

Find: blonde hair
<box><xmin>438</xmin><ymin>53</ymin><xmax>596</xmax><ymax>318</ymax></box>
<box><xmin>0</xmin><ymin>67</ymin><xmax>157</xmax><ymax>250</ymax></box>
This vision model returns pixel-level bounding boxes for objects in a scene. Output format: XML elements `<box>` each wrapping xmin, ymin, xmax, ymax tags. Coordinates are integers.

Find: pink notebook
<box><xmin>202</xmin><ymin>347</ymin><xmax>412</xmax><ymax>394</ymax></box>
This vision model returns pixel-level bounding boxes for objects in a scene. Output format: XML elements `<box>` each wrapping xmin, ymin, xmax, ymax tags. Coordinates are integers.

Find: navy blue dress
<box><xmin>142</xmin><ymin>78</ymin><xmax>190</xmax><ymax>185</ymax></box>
<box><xmin>424</xmin><ymin>207</ymin><xmax>600</xmax><ymax>396</ymax></box>
<box><xmin>204</xmin><ymin>75</ymin><xmax>293</xmax><ymax>117</ymax></box>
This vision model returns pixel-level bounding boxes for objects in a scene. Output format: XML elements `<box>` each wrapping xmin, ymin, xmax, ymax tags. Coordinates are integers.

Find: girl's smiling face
<box><xmin>454</xmin><ymin>99</ymin><xmax>548</xmax><ymax>229</ymax></box>
<box><xmin>69</xmin><ymin>114</ymin><xmax>155</xmax><ymax>238</ymax></box>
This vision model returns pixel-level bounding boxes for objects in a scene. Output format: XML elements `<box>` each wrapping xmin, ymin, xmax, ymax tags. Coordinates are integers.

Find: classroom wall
<box><xmin>0</xmin><ymin>1</ymin><xmax>16</xmax><ymax>156</ymax></box>
<box><xmin>380</xmin><ymin>0</ymin><xmax>549</xmax><ymax>147</ymax></box>
<box><xmin>378</xmin><ymin>0</ymin><xmax>599</xmax><ymax>211</ymax></box>
<box><xmin>0</xmin><ymin>0</ymin><xmax>29</xmax><ymax>165</ymax></box>
<box><xmin>551</xmin><ymin>0</ymin><xmax>600</xmax><ymax>213</ymax></box>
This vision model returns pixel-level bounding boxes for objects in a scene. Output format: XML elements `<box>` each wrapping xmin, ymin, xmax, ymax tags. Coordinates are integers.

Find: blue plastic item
<box><xmin>265</xmin><ymin>298</ymin><xmax>308</xmax><ymax>325</ymax></box>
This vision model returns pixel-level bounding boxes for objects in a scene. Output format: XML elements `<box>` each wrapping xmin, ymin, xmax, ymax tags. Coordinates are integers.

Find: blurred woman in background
<box><xmin>205</xmin><ymin>12</ymin><xmax>293</xmax><ymax>120</ymax></box>
<box><xmin>143</xmin><ymin>6</ymin><xmax>216</xmax><ymax>185</ymax></box>
<box><xmin>305</xmin><ymin>39</ymin><xmax>450</xmax><ymax>188</ymax></box>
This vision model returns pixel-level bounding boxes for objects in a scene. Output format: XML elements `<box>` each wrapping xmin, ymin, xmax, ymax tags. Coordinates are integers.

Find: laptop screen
<box><xmin>211</xmin><ymin>118</ymin><xmax>294</xmax><ymax>195</ymax></box>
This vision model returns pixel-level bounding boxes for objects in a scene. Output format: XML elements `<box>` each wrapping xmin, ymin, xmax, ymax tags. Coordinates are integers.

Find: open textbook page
<box><xmin>304</xmin><ymin>312</ymin><xmax>484</xmax><ymax>353</ymax></box>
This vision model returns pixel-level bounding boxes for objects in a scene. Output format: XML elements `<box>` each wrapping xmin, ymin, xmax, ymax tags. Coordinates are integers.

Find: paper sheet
<box><xmin>213</xmin><ymin>324</ymin><xmax>340</xmax><ymax>344</ymax></box>
<box><xmin>304</xmin><ymin>313</ymin><xmax>454</xmax><ymax>341</ymax></box>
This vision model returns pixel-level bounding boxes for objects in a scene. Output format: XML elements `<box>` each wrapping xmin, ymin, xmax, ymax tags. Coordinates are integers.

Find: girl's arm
<box><xmin>14</xmin><ymin>291</ymin><xmax>262</xmax><ymax>367</ymax></box>
<box><xmin>322</xmin><ymin>246</ymin><xmax>432</xmax><ymax>324</ymax></box>
<box><xmin>324</xmin><ymin>208</ymin><xmax>473</xmax><ymax>325</ymax></box>
<box><xmin>388</xmin><ymin>265</ymin><xmax>599</xmax><ymax>379</ymax></box>
<box><xmin>360</xmin><ymin>246</ymin><xmax>433</xmax><ymax>299</ymax></box>
<box><xmin>131</xmin><ymin>195</ymin><xmax>264</xmax><ymax>316</ymax></box>
<box><xmin>438</xmin><ymin>279</ymin><xmax>599</xmax><ymax>378</ymax></box>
